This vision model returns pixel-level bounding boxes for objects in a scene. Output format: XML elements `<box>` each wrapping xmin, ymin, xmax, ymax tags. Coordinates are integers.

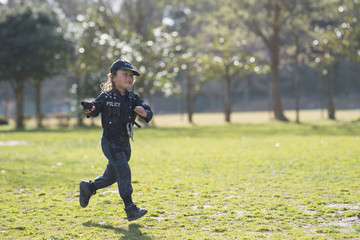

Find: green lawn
<box><xmin>1</xmin><ymin>121</ymin><xmax>360</xmax><ymax>239</ymax></box>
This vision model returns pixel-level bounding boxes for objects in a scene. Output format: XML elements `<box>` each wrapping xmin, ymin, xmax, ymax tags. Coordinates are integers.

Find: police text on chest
<box><xmin>106</xmin><ymin>101</ymin><xmax>121</xmax><ymax>107</ymax></box>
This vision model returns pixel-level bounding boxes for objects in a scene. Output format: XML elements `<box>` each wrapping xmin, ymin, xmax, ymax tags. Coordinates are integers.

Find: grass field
<box><xmin>5</xmin><ymin>109</ymin><xmax>359</xmax><ymax>129</ymax></box>
<box><xmin>1</xmin><ymin>111</ymin><xmax>360</xmax><ymax>239</ymax></box>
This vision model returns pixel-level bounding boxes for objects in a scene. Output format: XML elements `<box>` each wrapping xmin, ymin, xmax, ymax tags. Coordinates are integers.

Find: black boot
<box><xmin>79</xmin><ymin>181</ymin><xmax>96</xmax><ymax>208</ymax></box>
<box><xmin>125</xmin><ymin>203</ymin><xmax>148</xmax><ymax>221</ymax></box>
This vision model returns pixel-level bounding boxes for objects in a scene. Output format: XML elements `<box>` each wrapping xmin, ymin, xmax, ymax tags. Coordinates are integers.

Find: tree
<box><xmin>234</xmin><ymin>0</ymin><xmax>307</xmax><ymax>121</ymax></box>
<box><xmin>308</xmin><ymin>0</ymin><xmax>359</xmax><ymax>120</ymax></box>
<box><xmin>32</xmin><ymin>5</ymin><xmax>73</xmax><ymax>127</ymax></box>
<box><xmin>178</xmin><ymin>53</ymin><xmax>209</xmax><ymax>123</ymax></box>
<box><xmin>285</xmin><ymin>1</ymin><xmax>320</xmax><ymax>123</ymax></box>
<box><xmin>199</xmin><ymin>2</ymin><xmax>265</xmax><ymax>123</ymax></box>
<box><xmin>69</xmin><ymin>2</ymin><xmax>119</xmax><ymax>126</ymax></box>
<box><xmin>72</xmin><ymin>0</ymin><xmax>178</xmax><ymax>122</ymax></box>
<box><xmin>164</xmin><ymin>0</ymin><xmax>269</xmax><ymax>123</ymax></box>
<box><xmin>0</xmin><ymin>3</ymin><xmax>73</xmax><ymax>128</ymax></box>
<box><xmin>119</xmin><ymin>0</ymin><xmax>179</xmax><ymax>105</ymax></box>
<box><xmin>310</xmin><ymin>30</ymin><xmax>339</xmax><ymax>120</ymax></box>
<box><xmin>164</xmin><ymin>0</ymin><xmax>217</xmax><ymax>123</ymax></box>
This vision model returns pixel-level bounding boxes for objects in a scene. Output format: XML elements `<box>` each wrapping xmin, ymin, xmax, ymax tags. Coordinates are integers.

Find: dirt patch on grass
<box><xmin>0</xmin><ymin>141</ymin><xmax>31</xmax><ymax>146</ymax></box>
<box><xmin>322</xmin><ymin>217</ymin><xmax>359</xmax><ymax>232</ymax></box>
<box><xmin>325</xmin><ymin>203</ymin><xmax>360</xmax><ymax>210</ymax></box>
<box><xmin>297</xmin><ymin>203</ymin><xmax>360</xmax><ymax>233</ymax></box>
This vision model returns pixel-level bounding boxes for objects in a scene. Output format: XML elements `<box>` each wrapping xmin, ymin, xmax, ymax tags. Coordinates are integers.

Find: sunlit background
<box><xmin>0</xmin><ymin>0</ymin><xmax>359</xmax><ymax>128</ymax></box>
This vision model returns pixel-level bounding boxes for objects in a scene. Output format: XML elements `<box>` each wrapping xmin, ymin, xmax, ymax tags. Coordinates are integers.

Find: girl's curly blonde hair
<box><xmin>100</xmin><ymin>73</ymin><xmax>115</xmax><ymax>92</ymax></box>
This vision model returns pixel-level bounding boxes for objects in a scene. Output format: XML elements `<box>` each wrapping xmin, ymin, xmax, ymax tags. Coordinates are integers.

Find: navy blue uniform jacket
<box><xmin>89</xmin><ymin>88</ymin><xmax>153</xmax><ymax>141</ymax></box>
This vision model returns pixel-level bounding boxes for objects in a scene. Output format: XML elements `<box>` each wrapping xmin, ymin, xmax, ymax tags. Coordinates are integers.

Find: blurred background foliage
<box><xmin>0</xmin><ymin>0</ymin><xmax>359</xmax><ymax>128</ymax></box>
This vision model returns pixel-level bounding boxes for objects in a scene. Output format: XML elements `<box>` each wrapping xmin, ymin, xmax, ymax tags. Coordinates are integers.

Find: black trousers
<box><xmin>93</xmin><ymin>138</ymin><xmax>133</xmax><ymax>200</ymax></box>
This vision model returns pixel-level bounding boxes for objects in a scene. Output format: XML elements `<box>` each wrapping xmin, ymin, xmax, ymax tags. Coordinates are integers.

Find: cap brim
<box><xmin>118</xmin><ymin>67</ymin><xmax>140</xmax><ymax>76</ymax></box>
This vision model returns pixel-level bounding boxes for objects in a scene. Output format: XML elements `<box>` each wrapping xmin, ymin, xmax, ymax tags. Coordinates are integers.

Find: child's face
<box><xmin>112</xmin><ymin>69</ymin><xmax>135</xmax><ymax>91</ymax></box>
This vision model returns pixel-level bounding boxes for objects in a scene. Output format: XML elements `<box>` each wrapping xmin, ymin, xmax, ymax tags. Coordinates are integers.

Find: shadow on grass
<box><xmin>83</xmin><ymin>221</ymin><xmax>152</xmax><ymax>240</ymax></box>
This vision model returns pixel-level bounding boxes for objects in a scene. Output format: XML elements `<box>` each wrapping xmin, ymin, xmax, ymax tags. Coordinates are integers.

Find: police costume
<box><xmin>90</xmin><ymin>88</ymin><xmax>152</xmax><ymax>198</ymax></box>
<box><xmin>79</xmin><ymin>60</ymin><xmax>152</xmax><ymax>221</ymax></box>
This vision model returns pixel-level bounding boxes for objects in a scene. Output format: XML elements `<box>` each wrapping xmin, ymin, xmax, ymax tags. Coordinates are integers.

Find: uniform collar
<box><xmin>112</xmin><ymin>88</ymin><xmax>128</xmax><ymax>97</ymax></box>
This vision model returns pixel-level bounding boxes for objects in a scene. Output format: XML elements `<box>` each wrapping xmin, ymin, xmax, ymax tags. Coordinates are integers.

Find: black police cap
<box><xmin>109</xmin><ymin>59</ymin><xmax>140</xmax><ymax>76</ymax></box>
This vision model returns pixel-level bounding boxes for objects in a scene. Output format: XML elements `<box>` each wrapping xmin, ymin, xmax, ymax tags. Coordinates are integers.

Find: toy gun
<box><xmin>81</xmin><ymin>101</ymin><xmax>94</xmax><ymax>118</ymax></box>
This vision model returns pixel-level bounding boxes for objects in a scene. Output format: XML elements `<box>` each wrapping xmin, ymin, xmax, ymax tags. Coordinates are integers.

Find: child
<box><xmin>79</xmin><ymin>59</ymin><xmax>153</xmax><ymax>221</ymax></box>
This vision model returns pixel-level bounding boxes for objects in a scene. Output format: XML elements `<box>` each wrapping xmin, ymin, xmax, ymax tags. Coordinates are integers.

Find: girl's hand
<box><xmin>85</xmin><ymin>106</ymin><xmax>95</xmax><ymax>117</ymax></box>
<box><xmin>134</xmin><ymin>106</ymin><xmax>147</xmax><ymax>118</ymax></box>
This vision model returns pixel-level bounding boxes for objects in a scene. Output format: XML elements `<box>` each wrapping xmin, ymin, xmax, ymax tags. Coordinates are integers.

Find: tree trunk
<box><xmin>12</xmin><ymin>78</ymin><xmax>25</xmax><ymax>129</ymax></box>
<box><xmin>320</xmin><ymin>74</ymin><xmax>325</xmax><ymax>119</ymax></box>
<box><xmin>224</xmin><ymin>68</ymin><xmax>232</xmax><ymax>123</ymax></box>
<box><xmin>247</xmin><ymin>1</ymin><xmax>288</xmax><ymax>121</ymax></box>
<box><xmin>324</xmin><ymin>73</ymin><xmax>335</xmax><ymax>120</ymax></box>
<box><xmin>270</xmin><ymin>53</ymin><xmax>288</xmax><ymax>121</ymax></box>
<box><xmin>77</xmin><ymin>74</ymin><xmax>84</xmax><ymax>127</ymax></box>
<box><xmin>35</xmin><ymin>82</ymin><xmax>43</xmax><ymax>128</ymax></box>
<box><xmin>294</xmin><ymin>38</ymin><xmax>300</xmax><ymax>124</ymax></box>
<box><xmin>329</xmin><ymin>58</ymin><xmax>340</xmax><ymax>120</ymax></box>
<box><xmin>186</xmin><ymin>73</ymin><xmax>194</xmax><ymax>123</ymax></box>
<box><xmin>187</xmin><ymin>102</ymin><xmax>193</xmax><ymax>123</ymax></box>
<box><xmin>270</xmin><ymin>40</ymin><xmax>288</xmax><ymax>121</ymax></box>
<box><xmin>2</xmin><ymin>82</ymin><xmax>11</xmax><ymax>121</ymax></box>
<box><xmin>326</xmin><ymin>82</ymin><xmax>335</xmax><ymax>120</ymax></box>
<box><xmin>270</xmin><ymin>2</ymin><xmax>288</xmax><ymax>122</ymax></box>
<box><xmin>327</xmin><ymin>63</ymin><xmax>338</xmax><ymax>120</ymax></box>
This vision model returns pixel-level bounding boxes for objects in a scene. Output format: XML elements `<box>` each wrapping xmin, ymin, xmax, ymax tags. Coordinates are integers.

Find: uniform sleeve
<box><xmin>90</xmin><ymin>92</ymin><xmax>107</xmax><ymax>117</ymax></box>
<box><xmin>135</xmin><ymin>94</ymin><xmax>153</xmax><ymax>123</ymax></box>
